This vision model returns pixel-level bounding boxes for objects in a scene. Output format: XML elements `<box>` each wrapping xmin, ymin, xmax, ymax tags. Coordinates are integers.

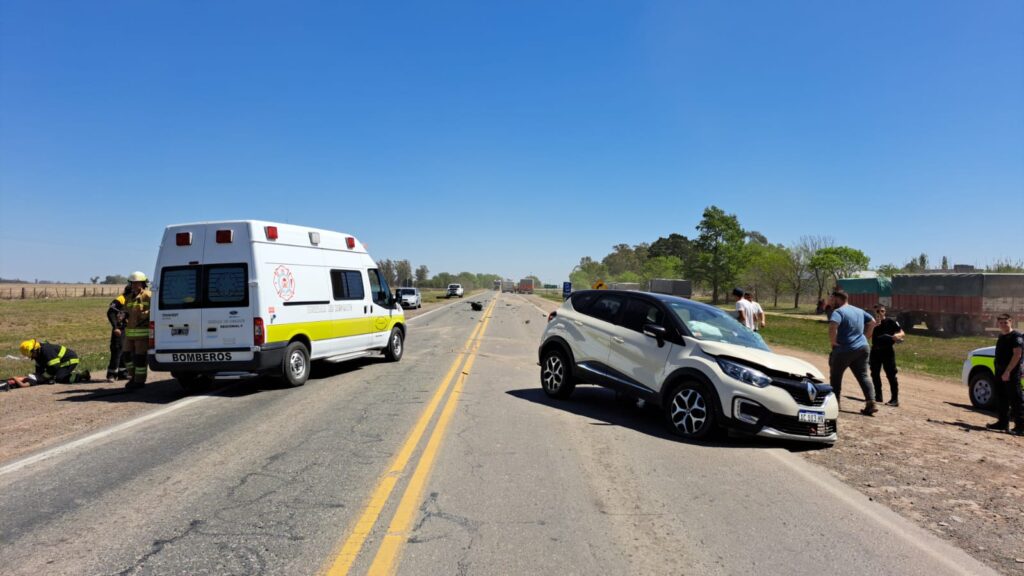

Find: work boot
<box><xmin>885</xmin><ymin>398</ymin><xmax>899</xmax><ymax>407</ymax></box>
<box><xmin>116</xmin><ymin>370</ymin><xmax>129</xmax><ymax>380</ymax></box>
<box><xmin>860</xmin><ymin>401</ymin><xmax>878</xmax><ymax>416</ymax></box>
<box><xmin>124</xmin><ymin>380</ymin><xmax>145</xmax><ymax>390</ymax></box>
<box><xmin>986</xmin><ymin>421</ymin><xmax>1009</xmax><ymax>431</ymax></box>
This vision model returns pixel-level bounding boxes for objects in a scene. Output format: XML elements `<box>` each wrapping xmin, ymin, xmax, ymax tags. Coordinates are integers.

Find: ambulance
<box><xmin>148</xmin><ymin>220</ymin><xmax>405</xmax><ymax>391</ymax></box>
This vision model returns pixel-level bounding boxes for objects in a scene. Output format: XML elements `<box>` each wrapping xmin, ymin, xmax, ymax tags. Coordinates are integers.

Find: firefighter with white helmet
<box><xmin>124</xmin><ymin>271</ymin><xmax>152</xmax><ymax>390</ymax></box>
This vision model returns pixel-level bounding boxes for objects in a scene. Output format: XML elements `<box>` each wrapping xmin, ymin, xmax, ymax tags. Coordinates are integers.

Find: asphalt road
<box><xmin>0</xmin><ymin>292</ymin><xmax>997</xmax><ymax>575</ymax></box>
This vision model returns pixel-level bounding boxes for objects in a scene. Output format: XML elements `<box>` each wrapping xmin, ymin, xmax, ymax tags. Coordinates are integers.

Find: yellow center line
<box><xmin>365</xmin><ymin>297</ymin><xmax>496</xmax><ymax>576</ymax></box>
<box><xmin>322</xmin><ymin>296</ymin><xmax>498</xmax><ymax>576</ymax></box>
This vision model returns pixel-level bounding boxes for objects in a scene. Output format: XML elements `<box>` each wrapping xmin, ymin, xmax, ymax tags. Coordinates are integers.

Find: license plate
<box><xmin>798</xmin><ymin>410</ymin><xmax>826</xmax><ymax>424</ymax></box>
<box><xmin>171</xmin><ymin>327</ymin><xmax>189</xmax><ymax>336</ymax></box>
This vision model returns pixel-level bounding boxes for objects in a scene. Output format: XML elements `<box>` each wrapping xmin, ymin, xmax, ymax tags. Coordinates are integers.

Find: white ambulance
<box><xmin>148</xmin><ymin>220</ymin><xmax>405</xmax><ymax>391</ymax></box>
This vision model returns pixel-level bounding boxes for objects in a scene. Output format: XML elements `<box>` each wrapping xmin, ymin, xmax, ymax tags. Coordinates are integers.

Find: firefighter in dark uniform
<box><xmin>124</xmin><ymin>271</ymin><xmax>152</xmax><ymax>390</ymax></box>
<box><xmin>105</xmin><ymin>283</ymin><xmax>132</xmax><ymax>381</ymax></box>
<box><xmin>18</xmin><ymin>339</ymin><xmax>91</xmax><ymax>384</ymax></box>
<box><xmin>870</xmin><ymin>304</ymin><xmax>905</xmax><ymax>406</ymax></box>
<box><xmin>986</xmin><ymin>314</ymin><xmax>1023</xmax><ymax>435</ymax></box>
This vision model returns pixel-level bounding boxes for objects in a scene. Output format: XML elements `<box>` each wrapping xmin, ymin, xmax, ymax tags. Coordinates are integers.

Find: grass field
<box><xmin>0</xmin><ymin>297</ymin><xmax>115</xmax><ymax>379</ymax></box>
<box><xmin>759</xmin><ymin>315</ymin><xmax>991</xmax><ymax>379</ymax></box>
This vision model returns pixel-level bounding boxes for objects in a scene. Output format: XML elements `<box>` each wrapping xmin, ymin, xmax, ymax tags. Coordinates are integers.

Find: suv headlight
<box><xmin>716</xmin><ymin>358</ymin><xmax>773</xmax><ymax>388</ymax></box>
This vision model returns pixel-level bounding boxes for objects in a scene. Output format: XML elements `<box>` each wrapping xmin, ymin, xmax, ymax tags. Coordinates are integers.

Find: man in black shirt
<box><xmin>986</xmin><ymin>314</ymin><xmax>1023</xmax><ymax>435</ymax></box>
<box><xmin>870</xmin><ymin>304</ymin><xmax>904</xmax><ymax>406</ymax></box>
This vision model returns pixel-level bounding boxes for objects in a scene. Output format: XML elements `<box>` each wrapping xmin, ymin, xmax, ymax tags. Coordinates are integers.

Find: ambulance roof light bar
<box><xmin>175</xmin><ymin>232</ymin><xmax>192</xmax><ymax>246</ymax></box>
<box><xmin>346</xmin><ymin>236</ymin><xmax>356</xmax><ymax>249</ymax></box>
<box><xmin>216</xmin><ymin>229</ymin><xmax>234</xmax><ymax>243</ymax></box>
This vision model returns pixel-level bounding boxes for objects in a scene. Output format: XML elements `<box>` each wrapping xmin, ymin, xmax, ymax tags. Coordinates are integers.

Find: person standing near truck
<box><xmin>870</xmin><ymin>304</ymin><xmax>904</xmax><ymax>406</ymax></box>
<box><xmin>105</xmin><ymin>283</ymin><xmax>131</xmax><ymax>382</ymax></box>
<box><xmin>123</xmin><ymin>271</ymin><xmax>151</xmax><ymax>390</ymax></box>
<box><xmin>828</xmin><ymin>290</ymin><xmax>879</xmax><ymax>416</ymax></box>
<box><xmin>986</xmin><ymin>314</ymin><xmax>1023</xmax><ymax>435</ymax></box>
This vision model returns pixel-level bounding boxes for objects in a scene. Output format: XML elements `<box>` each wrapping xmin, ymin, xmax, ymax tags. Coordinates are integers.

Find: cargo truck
<box><xmin>500</xmin><ymin>280</ymin><xmax>516</xmax><ymax>293</ymax></box>
<box><xmin>647</xmin><ymin>278</ymin><xmax>693</xmax><ymax>299</ymax></box>
<box><xmin>839</xmin><ymin>273</ymin><xmax>1024</xmax><ymax>335</ymax></box>
<box><xmin>518</xmin><ymin>278</ymin><xmax>535</xmax><ymax>294</ymax></box>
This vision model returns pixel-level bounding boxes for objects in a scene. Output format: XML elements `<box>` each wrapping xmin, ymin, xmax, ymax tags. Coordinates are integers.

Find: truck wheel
<box><xmin>173</xmin><ymin>372</ymin><xmax>212</xmax><ymax>394</ymax></box>
<box><xmin>898</xmin><ymin>314</ymin><xmax>914</xmax><ymax>332</ymax></box>
<box><xmin>384</xmin><ymin>328</ymin><xmax>404</xmax><ymax>362</ymax></box>
<box><xmin>968</xmin><ymin>370</ymin><xmax>996</xmax><ymax>409</ymax></box>
<box><xmin>281</xmin><ymin>342</ymin><xmax>310</xmax><ymax>387</ymax></box>
<box><xmin>954</xmin><ymin>315</ymin><xmax>972</xmax><ymax>336</ymax></box>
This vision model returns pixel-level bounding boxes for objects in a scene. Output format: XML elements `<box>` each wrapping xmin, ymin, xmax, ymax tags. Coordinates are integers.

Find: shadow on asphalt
<box><xmin>55</xmin><ymin>357</ymin><xmax>385</xmax><ymax>403</ymax></box>
<box><xmin>927</xmin><ymin>418</ymin><xmax>1002</xmax><ymax>433</ymax></box>
<box><xmin>506</xmin><ymin>387</ymin><xmax>828</xmax><ymax>453</ymax></box>
<box><xmin>942</xmin><ymin>401</ymin><xmax>996</xmax><ymax>416</ymax></box>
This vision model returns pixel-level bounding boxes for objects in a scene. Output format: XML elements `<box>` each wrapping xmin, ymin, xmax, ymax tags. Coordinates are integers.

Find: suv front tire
<box><xmin>664</xmin><ymin>380</ymin><xmax>717</xmax><ymax>439</ymax></box>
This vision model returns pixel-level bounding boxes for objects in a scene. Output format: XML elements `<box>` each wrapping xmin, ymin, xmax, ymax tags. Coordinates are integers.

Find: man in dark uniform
<box><xmin>870</xmin><ymin>304</ymin><xmax>905</xmax><ymax>406</ymax></box>
<box><xmin>986</xmin><ymin>314</ymin><xmax>1023</xmax><ymax>435</ymax></box>
<box><xmin>105</xmin><ymin>283</ymin><xmax>131</xmax><ymax>382</ymax></box>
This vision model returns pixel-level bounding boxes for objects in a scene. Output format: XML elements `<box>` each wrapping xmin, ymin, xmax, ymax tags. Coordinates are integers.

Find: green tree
<box><xmin>740</xmin><ymin>243</ymin><xmax>790</xmax><ymax>307</ymax></box>
<box><xmin>809</xmin><ymin>246</ymin><xmax>870</xmax><ymax>287</ymax></box>
<box><xmin>693</xmin><ymin>206</ymin><xmax>746</xmax><ymax>304</ymax></box>
<box><xmin>602</xmin><ymin>244</ymin><xmax>646</xmax><ymax>277</ymax></box>
<box><xmin>876</xmin><ymin>264</ymin><xmax>900</xmax><ymax>278</ymax></box>
<box><xmin>940</xmin><ymin>256</ymin><xmax>949</xmax><ymax>270</ymax></box>
<box><xmin>785</xmin><ymin>244</ymin><xmax>811</xmax><ymax>308</ymax></box>
<box><xmin>90</xmin><ymin>276</ymin><xmax>100</xmax><ymax>284</ymax></box>
<box><xmin>376</xmin><ymin>259</ymin><xmax>398</xmax><ymax>287</ymax></box>
<box><xmin>569</xmin><ymin>256</ymin><xmax>608</xmax><ymax>289</ymax></box>
<box><xmin>415</xmin><ymin>265</ymin><xmax>429</xmax><ymax>284</ymax></box>
<box><xmin>395</xmin><ymin>260</ymin><xmax>413</xmax><ymax>287</ymax></box>
<box><xmin>642</xmin><ymin>256</ymin><xmax>683</xmax><ymax>285</ymax></box>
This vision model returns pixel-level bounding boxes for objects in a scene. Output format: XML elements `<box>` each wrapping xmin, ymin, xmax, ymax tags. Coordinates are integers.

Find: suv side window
<box><xmin>570</xmin><ymin>292</ymin><xmax>598</xmax><ymax>313</ymax></box>
<box><xmin>584</xmin><ymin>294</ymin><xmax>625</xmax><ymax>324</ymax></box>
<box><xmin>621</xmin><ymin>297</ymin><xmax>665</xmax><ymax>333</ymax></box>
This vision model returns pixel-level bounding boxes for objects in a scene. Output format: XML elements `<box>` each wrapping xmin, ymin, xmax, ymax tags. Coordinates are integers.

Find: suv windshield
<box><xmin>666</xmin><ymin>299</ymin><xmax>768</xmax><ymax>351</ymax></box>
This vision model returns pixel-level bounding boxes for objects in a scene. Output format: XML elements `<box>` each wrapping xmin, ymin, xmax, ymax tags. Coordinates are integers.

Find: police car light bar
<box><xmin>346</xmin><ymin>237</ymin><xmax>356</xmax><ymax>249</ymax></box>
<box><xmin>265</xmin><ymin>226</ymin><xmax>278</xmax><ymax>240</ymax></box>
<box><xmin>216</xmin><ymin>229</ymin><xmax>233</xmax><ymax>243</ymax></box>
<box><xmin>176</xmin><ymin>232</ymin><xmax>192</xmax><ymax>246</ymax></box>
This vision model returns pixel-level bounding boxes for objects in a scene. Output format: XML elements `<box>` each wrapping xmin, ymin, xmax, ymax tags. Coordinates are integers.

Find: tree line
<box><xmin>570</xmin><ymin>205</ymin><xmax>1023</xmax><ymax>307</ymax></box>
<box><xmin>374</xmin><ymin>259</ymin><xmax>501</xmax><ymax>291</ymax></box>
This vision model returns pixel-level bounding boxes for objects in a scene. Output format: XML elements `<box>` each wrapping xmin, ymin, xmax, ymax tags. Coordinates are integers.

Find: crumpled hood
<box><xmin>694</xmin><ymin>339</ymin><xmax>824</xmax><ymax>380</ymax></box>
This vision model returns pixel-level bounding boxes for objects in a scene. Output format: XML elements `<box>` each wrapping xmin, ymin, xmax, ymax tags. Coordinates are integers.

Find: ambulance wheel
<box><xmin>281</xmin><ymin>342</ymin><xmax>310</xmax><ymax>387</ymax></box>
<box><xmin>384</xmin><ymin>328</ymin><xmax>404</xmax><ymax>362</ymax></box>
<box><xmin>173</xmin><ymin>372</ymin><xmax>211</xmax><ymax>394</ymax></box>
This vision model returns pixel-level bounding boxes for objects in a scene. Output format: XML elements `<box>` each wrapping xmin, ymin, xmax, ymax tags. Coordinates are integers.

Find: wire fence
<box><xmin>0</xmin><ymin>285</ymin><xmax>124</xmax><ymax>300</ymax></box>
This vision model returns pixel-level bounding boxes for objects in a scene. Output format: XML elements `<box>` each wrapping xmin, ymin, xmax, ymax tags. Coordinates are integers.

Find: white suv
<box><xmin>539</xmin><ymin>290</ymin><xmax>838</xmax><ymax>443</ymax></box>
<box><xmin>446</xmin><ymin>284</ymin><xmax>464</xmax><ymax>298</ymax></box>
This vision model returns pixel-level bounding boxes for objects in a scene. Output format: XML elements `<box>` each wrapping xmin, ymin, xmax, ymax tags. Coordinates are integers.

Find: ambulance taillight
<box><xmin>254</xmin><ymin>317</ymin><xmax>265</xmax><ymax>347</ymax></box>
<box><xmin>148</xmin><ymin>321</ymin><xmax>155</xmax><ymax>349</ymax></box>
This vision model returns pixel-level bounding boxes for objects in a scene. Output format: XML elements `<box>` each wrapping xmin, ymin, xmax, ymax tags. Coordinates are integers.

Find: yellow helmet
<box><xmin>19</xmin><ymin>339</ymin><xmax>39</xmax><ymax>358</ymax></box>
<box><xmin>129</xmin><ymin>271</ymin><xmax>148</xmax><ymax>283</ymax></box>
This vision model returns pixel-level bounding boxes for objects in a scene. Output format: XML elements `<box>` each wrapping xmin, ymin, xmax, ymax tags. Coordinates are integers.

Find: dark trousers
<box><xmin>992</xmin><ymin>367</ymin><xmax>1023</xmax><ymax>426</ymax></box>
<box><xmin>829</xmin><ymin>346</ymin><xmax>875</xmax><ymax>403</ymax></box>
<box><xmin>107</xmin><ymin>331</ymin><xmax>129</xmax><ymax>376</ymax></box>
<box><xmin>870</xmin><ymin>347</ymin><xmax>899</xmax><ymax>402</ymax></box>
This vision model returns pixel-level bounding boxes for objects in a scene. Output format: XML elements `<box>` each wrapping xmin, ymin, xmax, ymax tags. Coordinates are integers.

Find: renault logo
<box><xmin>804</xmin><ymin>380</ymin><xmax>817</xmax><ymax>402</ymax></box>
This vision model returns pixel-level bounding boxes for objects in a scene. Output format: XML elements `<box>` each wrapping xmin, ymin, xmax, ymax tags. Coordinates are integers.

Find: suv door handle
<box><xmin>612</xmin><ymin>336</ymin><xmax>625</xmax><ymax>344</ymax></box>
<box><xmin>573</xmin><ymin>320</ymin><xmax>584</xmax><ymax>327</ymax></box>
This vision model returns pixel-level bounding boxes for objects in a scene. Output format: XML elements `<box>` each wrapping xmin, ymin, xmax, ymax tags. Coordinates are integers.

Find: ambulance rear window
<box><xmin>159</xmin><ymin>263</ymin><xmax>249</xmax><ymax>309</ymax></box>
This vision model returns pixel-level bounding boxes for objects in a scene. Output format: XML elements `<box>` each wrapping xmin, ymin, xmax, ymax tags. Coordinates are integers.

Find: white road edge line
<box><xmin>766</xmin><ymin>449</ymin><xmax>997</xmax><ymax>576</ymax></box>
<box><xmin>0</xmin><ymin>293</ymin><xmax>489</xmax><ymax>478</ymax></box>
<box><xmin>0</xmin><ymin>394</ymin><xmax>213</xmax><ymax>477</ymax></box>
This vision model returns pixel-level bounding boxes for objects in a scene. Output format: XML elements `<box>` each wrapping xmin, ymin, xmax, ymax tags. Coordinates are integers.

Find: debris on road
<box><xmin>470</xmin><ymin>302</ymin><xmax>483</xmax><ymax>311</ymax></box>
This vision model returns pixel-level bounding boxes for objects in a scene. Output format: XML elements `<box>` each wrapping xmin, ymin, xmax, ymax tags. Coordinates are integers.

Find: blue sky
<box><xmin>1</xmin><ymin>1</ymin><xmax>1021</xmax><ymax>284</ymax></box>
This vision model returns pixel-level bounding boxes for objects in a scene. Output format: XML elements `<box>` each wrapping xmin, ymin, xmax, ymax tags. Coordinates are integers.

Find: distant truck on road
<box><xmin>647</xmin><ymin>278</ymin><xmax>693</xmax><ymax>299</ymax></box>
<box><xmin>500</xmin><ymin>280</ymin><xmax>516</xmax><ymax>293</ymax></box>
<box><xmin>518</xmin><ymin>278</ymin><xmax>535</xmax><ymax>294</ymax></box>
<box><xmin>840</xmin><ymin>273</ymin><xmax>1024</xmax><ymax>335</ymax></box>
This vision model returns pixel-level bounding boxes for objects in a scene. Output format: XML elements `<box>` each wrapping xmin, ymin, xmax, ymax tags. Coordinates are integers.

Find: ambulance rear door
<box><xmin>153</xmin><ymin>226</ymin><xmax>206</xmax><ymax>355</ymax></box>
<box><xmin>199</xmin><ymin>223</ymin><xmax>254</xmax><ymax>361</ymax></box>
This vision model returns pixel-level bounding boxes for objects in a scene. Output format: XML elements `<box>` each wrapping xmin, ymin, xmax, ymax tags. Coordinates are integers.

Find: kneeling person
<box><xmin>18</xmin><ymin>339</ymin><xmax>92</xmax><ymax>384</ymax></box>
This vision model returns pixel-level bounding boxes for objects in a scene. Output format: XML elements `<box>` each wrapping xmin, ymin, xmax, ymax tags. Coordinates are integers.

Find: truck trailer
<box><xmin>517</xmin><ymin>278</ymin><xmax>535</xmax><ymax>294</ymax></box>
<box><xmin>838</xmin><ymin>274</ymin><xmax>1024</xmax><ymax>335</ymax></box>
<box><xmin>647</xmin><ymin>278</ymin><xmax>693</xmax><ymax>299</ymax></box>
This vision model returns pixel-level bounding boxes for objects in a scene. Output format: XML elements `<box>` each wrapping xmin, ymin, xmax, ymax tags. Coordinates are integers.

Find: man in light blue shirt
<box><xmin>828</xmin><ymin>290</ymin><xmax>878</xmax><ymax>415</ymax></box>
